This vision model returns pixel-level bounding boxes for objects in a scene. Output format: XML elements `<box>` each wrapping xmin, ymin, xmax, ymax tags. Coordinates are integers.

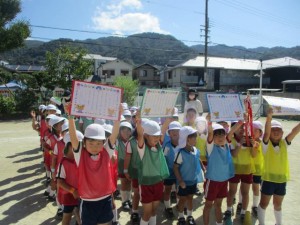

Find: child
<box><xmin>224</xmin><ymin>120</ymin><xmax>258</xmax><ymax>222</ymax></box>
<box><xmin>116</xmin><ymin>121</ymin><xmax>133</xmax><ymax>210</ymax></box>
<box><xmin>69</xmin><ymin>112</ymin><xmax>120</xmax><ymax>225</ymax></box>
<box><xmin>124</xmin><ymin>130</ymin><xmax>141</xmax><ymax>225</ymax></box>
<box><xmin>173</xmin><ymin>126</ymin><xmax>204</xmax><ymax>225</ymax></box>
<box><xmin>56</xmin><ymin>130</ymin><xmax>83</xmax><ymax>225</ymax></box>
<box><xmin>163</xmin><ymin>121</ymin><xmax>182</xmax><ymax>219</ymax></box>
<box><xmin>184</xmin><ymin>89</ymin><xmax>203</xmax><ymax>118</ymax></box>
<box><xmin>257</xmin><ymin>108</ymin><xmax>300</xmax><ymax>225</ymax></box>
<box><xmin>203</xmin><ymin>123</ymin><xmax>234</xmax><ymax>225</ymax></box>
<box><xmin>136</xmin><ymin>118</ymin><xmax>170</xmax><ymax>225</ymax></box>
<box><xmin>251</xmin><ymin>121</ymin><xmax>264</xmax><ymax>217</ymax></box>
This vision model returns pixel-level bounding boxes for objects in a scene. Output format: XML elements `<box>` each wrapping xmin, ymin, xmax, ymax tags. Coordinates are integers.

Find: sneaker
<box><xmin>223</xmin><ymin>210</ymin><xmax>232</xmax><ymax>220</ymax></box>
<box><xmin>128</xmin><ymin>200</ymin><xmax>132</xmax><ymax>208</ymax></box>
<box><xmin>195</xmin><ymin>187</ymin><xmax>202</xmax><ymax>196</ymax></box>
<box><xmin>55</xmin><ymin>208</ymin><xmax>63</xmax><ymax>220</ymax></box>
<box><xmin>48</xmin><ymin>195</ymin><xmax>56</xmax><ymax>202</ymax></box>
<box><xmin>177</xmin><ymin>217</ymin><xmax>186</xmax><ymax>225</ymax></box>
<box><xmin>114</xmin><ymin>190</ymin><xmax>120</xmax><ymax>198</ymax></box>
<box><xmin>43</xmin><ymin>191</ymin><xmax>49</xmax><ymax>196</ymax></box>
<box><xmin>164</xmin><ymin>208</ymin><xmax>175</xmax><ymax>219</ymax></box>
<box><xmin>186</xmin><ymin>216</ymin><xmax>196</xmax><ymax>225</ymax></box>
<box><xmin>236</xmin><ymin>203</ymin><xmax>242</xmax><ymax>215</ymax></box>
<box><xmin>171</xmin><ymin>191</ymin><xmax>177</xmax><ymax>204</ymax></box>
<box><xmin>252</xmin><ymin>206</ymin><xmax>258</xmax><ymax>218</ymax></box>
<box><xmin>240</xmin><ymin>213</ymin><xmax>245</xmax><ymax>223</ymax></box>
<box><xmin>130</xmin><ymin>213</ymin><xmax>140</xmax><ymax>225</ymax></box>
<box><xmin>122</xmin><ymin>201</ymin><xmax>131</xmax><ymax>211</ymax></box>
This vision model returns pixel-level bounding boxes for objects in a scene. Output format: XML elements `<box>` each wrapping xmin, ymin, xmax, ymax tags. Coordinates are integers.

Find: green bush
<box><xmin>0</xmin><ymin>95</ymin><xmax>16</xmax><ymax>114</ymax></box>
<box><xmin>15</xmin><ymin>89</ymin><xmax>37</xmax><ymax>113</ymax></box>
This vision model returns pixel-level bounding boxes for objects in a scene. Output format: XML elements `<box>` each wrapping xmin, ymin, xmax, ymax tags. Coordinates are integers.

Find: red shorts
<box><xmin>132</xmin><ymin>179</ymin><xmax>139</xmax><ymax>189</ymax></box>
<box><xmin>229</xmin><ymin>174</ymin><xmax>253</xmax><ymax>184</ymax></box>
<box><xmin>139</xmin><ymin>181</ymin><xmax>164</xmax><ymax>204</ymax></box>
<box><xmin>204</xmin><ymin>179</ymin><xmax>228</xmax><ymax>201</ymax></box>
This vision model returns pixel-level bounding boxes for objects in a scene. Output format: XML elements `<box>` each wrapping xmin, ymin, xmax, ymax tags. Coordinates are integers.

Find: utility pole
<box><xmin>204</xmin><ymin>0</ymin><xmax>209</xmax><ymax>88</ymax></box>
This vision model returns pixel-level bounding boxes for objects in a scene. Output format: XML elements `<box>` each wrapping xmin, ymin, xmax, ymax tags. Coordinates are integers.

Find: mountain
<box><xmin>0</xmin><ymin>33</ymin><xmax>299</xmax><ymax>66</ymax></box>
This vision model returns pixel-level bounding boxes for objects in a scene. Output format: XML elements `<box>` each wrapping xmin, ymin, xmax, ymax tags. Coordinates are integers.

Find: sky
<box><xmin>16</xmin><ymin>0</ymin><xmax>300</xmax><ymax>48</ymax></box>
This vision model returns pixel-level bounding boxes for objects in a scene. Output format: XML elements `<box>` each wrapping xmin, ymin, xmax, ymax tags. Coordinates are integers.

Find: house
<box><xmin>133</xmin><ymin>63</ymin><xmax>161</xmax><ymax>89</ymax></box>
<box><xmin>83</xmin><ymin>53</ymin><xmax>117</xmax><ymax>77</ymax></box>
<box><xmin>0</xmin><ymin>80</ymin><xmax>26</xmax><ymax>97</ymax></box>
<box><xmin>2</xmin><ymin>64</ymin><xmax>46</xmax><ymax>73</ymax></box>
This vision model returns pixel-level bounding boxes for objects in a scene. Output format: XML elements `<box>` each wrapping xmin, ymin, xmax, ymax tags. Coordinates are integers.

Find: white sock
<box><xmin>46</xmin><ymin>170</ymin><xmax>51</xmax><ymax>178</ymax></box>
<box><xmin>164</xmin><ymin>200</ymin><xmax>170</xmax><ymax>208</ymax></box>
<box><xmin>113</xmin><ymin>208</ymin><xmax>118</xmax><ymax>222</ymax></box>
<box><xmin>46</xmin><ymin>185</ymin><xmax>50</xmax><ymax>193</ymax></box>
<box><xmin>238</xmin><ymin>189</ymin><xmax>242</xmax><ymax>204</ymax></box>
<box><xmin>127</xmin><ymin>190</ymin><xmax>132</xmax><ymax>201</ymax></box>
<box><xmin>274</xmin><ymin>209</ymin><xmax>282</xmax><ymax>225</ymax></box>
<box><xmin>241</xmin><ymin>209</ymin><xmax>246</xmax><ymax>215</ymax></box>
<box><xmin>56</xmin><ymin>196</ymin><xmax>62</xmax><ymax>209</ymax></box>
<box><xmin>216</xmin><ymin>222</ymin><xmax>223</xmax><ymax>225</ymax></box>
<box><xmin>227</xmin><ymin>206</ymin><xmax>232</xmax><ymax>212</ymax></box>
<box><xmin>253</xmin><ymin>195</ymin><xmax>260</xmax><ymax>207</ymax></box>
<box><xmin>187</xmin><ymin>210</ymin><xmax>192</xmax><ymax>216</ymax></box>
<box><xmin>171</xmin><ymin>184</ymin><xmax>176</xmax><ymax>192</ymax></box>
<box><xmin>149</xmin><ymin>215</ymin><xmax>156</xmax><ymax>225</ymax></box>
<box><xmin>132</xmin><ymin>209</ymin><xmax>139</xmax><ymax>214</ymax></box>
<box><xmin>121</xmin><ymin>190</ymin><xmax>127</xmax><ymax>202</ymax></box>
<box><xmin>140</xmin><ymin>219</ymin><xmax>149</xmax><ymax>225</ymax></box>
<box><xmin>178</xmin><ymin>212</ymin><xmax>184</xmax><ymax>218</ymax></box>
<box><xmin>257</xmin><ymin>205</ymin><xmax>266</xmax><ymax>225</ymax></box>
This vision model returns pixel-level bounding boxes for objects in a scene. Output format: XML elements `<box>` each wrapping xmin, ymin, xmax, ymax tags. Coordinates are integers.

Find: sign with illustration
<box><xmin>263</xmin><ymin>95</ymin><xmax>300</xmax><ymax>115</ymax></box>
<box><xmin>206</xmin><ymin>93</ymin><xmax>244</xmax><ymax>122</ymax></box>
<box><xmin>140</xmin><ymin>89</ymin><xmax>180</xmax><ymax>117</ymax></box>
<box><xmin>70</xmin><ymin>80</ymin><xmax>123</xmax><ymax>120</ymax></box>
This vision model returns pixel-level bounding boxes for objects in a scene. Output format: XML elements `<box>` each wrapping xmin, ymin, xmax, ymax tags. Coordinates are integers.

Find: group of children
<box><xmin>30</xmin><ymin>90</ymin><xmax>300</xmax><ymax>225</ymax></box>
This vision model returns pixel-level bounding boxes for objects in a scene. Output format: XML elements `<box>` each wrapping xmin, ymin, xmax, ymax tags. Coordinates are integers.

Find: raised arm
<box><xmin>263</xmin><ymin>107</ymin><xmax>273</xmax><ymax>143</ymax></box>
<box><xmin>160</xmin><ymin>117</ymin><xmax>172</xmax><ymax>143</ymax></box>
<box><xmin>286</xmin><ymin>122</ymin><xmax>300</xmax><ymax>143</ymax></box>
<box><xmin>206</xmin><ymin>114</ymin><xmax>213</xmax><ymax>143</ymax></box>
<box><xmin>69</xmin><ymin>116</ymin><xmax>79</xmax><ymax>151</ymax></box>
<box><xmin>108</xmin><ymin>104</ymin><xmax>123</xmax><ymax>146</ymax></box>
<box><xmin>135</xmin><ymin>111</ymin><xmax>144</xmax><ymax>148</ymax></box>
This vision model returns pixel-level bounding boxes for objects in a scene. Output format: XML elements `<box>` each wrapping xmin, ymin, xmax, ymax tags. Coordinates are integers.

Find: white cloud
<box><xmin>92</xmin><ymin>0</ymin><xmax>169</xmax><ymax>34</ymax></box>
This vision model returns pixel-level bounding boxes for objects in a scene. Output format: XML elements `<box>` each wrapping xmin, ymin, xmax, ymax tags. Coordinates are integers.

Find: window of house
<box><xmin>140</xmin><ymin>70</ymin><xmax>147</xmax><ymax>77</ymax></box>
<box><xmin>121</xmin><ymin>70</ymin><xmax>129</xmax><ymax>76</ymax></box>
<box><xmin>102</xmin><ymin>70</ymin><xmax>115</xmax><ymax>78</ymax></box>
<box><xmin>141</xmin><ymin>81</ymin><xmax>146</xmax><ymax>85</ymax></box>
<box><xmin>168</xmin><ymin>72</ymin><xmax>172</xmax><ymax>79</ymax></box>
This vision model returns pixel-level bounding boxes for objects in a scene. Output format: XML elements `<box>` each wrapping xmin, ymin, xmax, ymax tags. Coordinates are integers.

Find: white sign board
<box><xmin>206</xmin><ymin>93</ymin><xmax>244</xmax><ymax>122</ymax></box>
<box><xmin>140</xmin><ymin>89</ymin><xmax>180</xmax><ymax>117</ymax></box>
<box><xmin>263</xmin><ymin>95</ymin><xmax>300</xmax><ymax>115</ymax></box>
<box><xmin>70</xmin><ymin>80</ymin><xmax>122</xmax><ymax>121</ymax></box>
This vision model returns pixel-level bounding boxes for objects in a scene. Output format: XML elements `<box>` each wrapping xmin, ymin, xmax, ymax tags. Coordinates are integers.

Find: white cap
<box><xmin>271</xmin><ymin>120</ymin><xmax>282</xmax><ymax>129</ymax></box>
<box><xmin>172</xmin><ymin>107</ymin><xmax>179</xmax><ymax>117</ymax></box>
<box><xmin>130</xmin><ymin>106</ymin><xmax>138</xmax><ymax>111</ymax></box>
<box><xmin>143</xmin><ymin>120</ymin><xmax>161</xmax><ymax>136</ymax></box>
<box><xmin>49</xmin><ymin>115</ymin><xmax>65</xmax><ymax>127</ymax></box>
<box><xmin>120</xmin><ymin>115</ymin><xmax>126</xmax><ymax>122</ymax></box>
<box><xmin>39</xmin><ymin>104</ymin><xmax>46</xmax><ymax>111</ymax></box>
<box><xmin>195</xmin><ymin>116</ymin><xmax>207</xmax><ymax>134</ymax></box>
<box><xmin>46</xmin><ymin>104</ymin><xmax>57</xmax><ymax>111</ymax></box>
<box><xmin>84</xmin><ymin>123</ymin><xmax>106</xmax><ymax>140</ymax></box>
<box><xmin>94</xmin><ymin>118</ymin><xmax>106</xmax><ymax>125</ymax></box>
<box><xmin>103</xmin><ymin>124</ymin><xmax>113</xmax><ymax>134</ymax></box>
<box><xmin>141</xmin><ymin>118</ymin><xmax>150</xmax><ymax>128</ymax></box>
<box><xmin>50</xmin><ymin>96</ymin><xmax>61</xmax><ymax>105</ymax></box>
<box><xmin>62</xmin><ymin>120</ymin><xmax>69</xmax><ymax>132</ymax></box>
<box><xmin>121</xmin><ymin>102</ymin><xmax>128</xmax><ymax>110</ymax></box>
<box><xmin>120</xmin><ymin>121</ymin><xmax>133</xmax><ymax>130</ymax></box>
<box><xmin>168</xmin><ymin>121</ymin><xmax>182</xmax><ymax>131</ymax></box>
<box><xmin>46</xmin><ymin>114</ymin><xmax>56</xmax><ymax>120</ymax></box>
<box><xmin>253</xmin><ymin>121</ymin><xmax>263</xmax><ymax>131</ymax></box>
<box><xmin>64</xmin><ymin>131</ymin><xmax>84</xmax><ymax>144</ymax></box>
<box><xmin>56</xmin><ymin>109</ymin><xmax>61</xmax><ymax>115</ymax></box>
<box><xmin>212</xmin><ymin>124</ymin><xmax>225</xmax><ymax>131</ymax></box>
<box><xmin>123</xmin><ymin>110</ymin><xmax>132</xmax><ymax>117</ymax></box>
<box><xmin>177</xmin><ymin>126</ymin><xmax>197</xmax><ymax>149</ymax></box>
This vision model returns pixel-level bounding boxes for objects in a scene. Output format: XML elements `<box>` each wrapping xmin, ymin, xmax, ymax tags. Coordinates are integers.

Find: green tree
<box><xmin>45</xmin><ymin>46</ymin><xmax>92</xmax><ymax>89</ymax></box>
<box><xmin>113</xmin><ymin>76</ymin><xmax>139</xmax><ymax>106</ymax></box>
<box><xmin>0</xmin><ymin>0</ymin><xmax>31</xmax><ymax>52</ymax></box>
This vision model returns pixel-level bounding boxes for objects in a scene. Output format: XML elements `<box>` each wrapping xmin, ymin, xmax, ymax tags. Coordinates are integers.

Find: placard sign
<box><xmin>263</xmin><ymin>95</ymin><xmax>300</xmax><ymax>115</ymax></box>
<box><xmin>207</xmin><ymin>93</ymin><xmax>244</xmax><ymax>121</ymax></box>
<box><xmin>140</xmin><ymin>89</ymin><xmax>180</xmax><ymax>117</ymax></box>
<box><xmin>70</xmin><ymin>80</ymin><xmax>122</xmax><ymax>121</ymax></box>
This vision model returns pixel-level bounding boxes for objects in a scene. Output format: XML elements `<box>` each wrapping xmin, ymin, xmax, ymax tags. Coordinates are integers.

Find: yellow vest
<box><xmin>262</xmin><ymin>140</ymin><xmax>289</xmax><ymax>183</ymax></box>
<box><xmin>253</xmin><ymin>142</ymin><xmax>264</xmax><ymax>176</ymax></box>
<box><xmin>231</xmin><ymin>138</ymin><xmax>255</xmax><ymax>174</ymax></box>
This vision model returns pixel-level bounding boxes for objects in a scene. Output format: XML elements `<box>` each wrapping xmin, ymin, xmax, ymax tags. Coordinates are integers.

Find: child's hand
<box><xmin>240</xmin><ymin>136</ymin><xmax>246</xmax><ymax>145</ymax></box>
<box><xmin>72</xmin><ymin>189</ymin><xmax>79</xmax><ymax>199</ymax></box>
<box><xmin>135</xmin><ymin>110</ymin><xmax>141</xmax><ymax>124</ymax></box>
<box><xmin>179</xmin><ymin>181</ymin><xmax>186</xmax><ymax>189</ymax></box>
<box><xmin>252</xmin><ymin>140</ymin><xmax>259</xmax><ymax>149</ymax></box>
<box><xmin>206</xmin><ymin>113</ymin><xmax>211</xmax><ymax>122</ymax></box>
<box><xmin>119</xmin><ymin>103</ymin><xmax>124</xmax><ymax>117</ymax></box>
<box><xmin>65</xmin><ymin>102</ymin><xmax>72</xmax><ymax>115</ymax></box>
<box><xmin>267</xmin><ymin>107</ymin><xmax>273</xmax><ymax>117</ymax></box>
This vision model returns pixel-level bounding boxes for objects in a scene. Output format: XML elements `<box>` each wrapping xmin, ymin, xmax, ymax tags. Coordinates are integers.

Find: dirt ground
<box><xmin>0</xmin><ymin>118</ymin><xmax>299</xmax><ymax>225</ymax></box>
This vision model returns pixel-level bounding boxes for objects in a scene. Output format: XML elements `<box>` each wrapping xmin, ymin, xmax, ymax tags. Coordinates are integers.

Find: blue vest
<box><xmin>206</xmin><ymin>143</ymin><xmax>234</xmax><ymax>182</ymax></box>
<box><xmin>164</xmin><ymin>141</ymin><xmax>177</xmax><ymax>179</ymax></box>
<box><xmin>162</xmin><ymin>132</ymin><xmax>171</xmax><ymax>148</ymax></box>
<box><xmin>179</xmin><ymin>147</ymin><xmax>203</xmax><ymax>185</ymax></box>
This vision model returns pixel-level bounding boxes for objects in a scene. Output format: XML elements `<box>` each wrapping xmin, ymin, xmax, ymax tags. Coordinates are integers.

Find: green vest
<box><xmin>128</xmin><ymin>137</ymin><xmax>141</xmax><ymax>179</ymax></box>
<box><xmin>117</xmin><ymin>139</ymin><xmax>126</xmax><ymax>175</ymax></box>
<box><xmin>138</xmin><ymin>144</ymin><xmax>169</xmax><ymax>185</ymax></box>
